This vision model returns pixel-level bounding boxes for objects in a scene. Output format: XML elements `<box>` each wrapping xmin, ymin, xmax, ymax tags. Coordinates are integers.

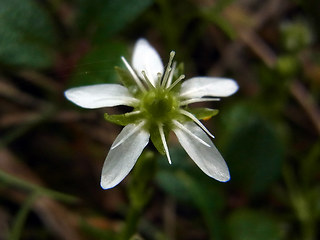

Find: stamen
<box><xmin>111</xmin><ymin>121</ymin><xmax>145</xmax><ymax>149</ymax></box>
<box><xmin>156</xmin><ymin>73</ymin><xmax>162</xmax><ymax>88</ymax></box>
<box><xmin>167</xmin><ymin>74</ymin><xmax>185</xmax><ymax>91</ymax></box>
<box><xmin>172</xmin><ymin>120</ymin><xmax>210</xmax><ymax>147</ymax></box>
<box><xmin>179</xmin><ymin>109</ymin><xmax>215</xmax><ymax>139</ymax></box>
<box><xmin>162</xmin><ymin>51</ymin><xmax>175</xmax><ymax>87</ymax></box>
<box><xmin>125</xmin><ymin>110</ymin><xmax>141</xmax><ymax>117</ymax></box>
<box><xmin>158</xmin><ymin>124</ymin><xmax>172</xmax><ymax>164</ymax></box>
<box><xmin>121</xmin><ymin>57</ymin><xmax>146</xmax><ymax>93</ymax></box>
<box><xmin>179</xmin><ymin>98</ymin><xmax>220</xmax><ymax>106</ymax></box>
<box><xmin>141</xmin><ymin>70</ymin><xmax>155</xmax><ymax>89</ymax></box>
<box><xmin>166</xmin><ymin>61</ymin><xmax>176</xmax><ymax>88</ymax></box>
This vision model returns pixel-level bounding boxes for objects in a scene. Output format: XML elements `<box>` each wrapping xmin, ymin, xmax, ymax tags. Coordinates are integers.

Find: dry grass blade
<box><xmin>0</xmin><ymin>149</ymin><xmax>84</xmax><ymax>240</ymax></box>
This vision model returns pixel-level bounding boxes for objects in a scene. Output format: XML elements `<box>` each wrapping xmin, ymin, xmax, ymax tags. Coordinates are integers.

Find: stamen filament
<box><xmin>166</xmin><ymin>61</ymin><xmax>176</xmax><ymax>88</ymax></box>
<box><xmin>172</xmin><ymin>120</ymin><xmax>210</xmax><ymax>147</ymax></box>
<box><xmin>179</xmin><ymin>109</ymin><xmax>215</xmax><ymax>139</ymax></box>
<box><xmin>141</xmin><ymin>70</ymin><xmax>155</xmax><ymax>89</ymax></box>
<box><xmin>124</xmin><ymin>110</ymin><xmax>141</xmax><ymax>117</ymax></box>
<box><xmin>111</xmin><ymin>121</ymin><xmax>145</xmax><ymax>149</ymax></box>
<box><xmin>121</xmin><ymin>56</ymin><xmax>146</xmax><ymax>93</ymax></box>
<box><xmin>179</xmin><ymin>98</ymin><xmax>220</xmax><ymax>106</ymax></box>
<box><xmin>158</xmin><ymin>124</ymin><xmax>172</xmax><ymax>164</ymax></box>
<box><xmin>167</xmin><ymin>74</ymin><xmax>185</xmax><ymax>91</ymax></box>
<box><xmin>162</xmin><ymin>51</ymin><xmax>175</xmax><ymax>87</ymax></box>
<box><xmin>156</xmin><ymin>73</ymin><xmax>162</xmax><ymax>88</ymax></box>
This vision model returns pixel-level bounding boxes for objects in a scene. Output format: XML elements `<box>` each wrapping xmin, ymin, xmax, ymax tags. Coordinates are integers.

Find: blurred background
<box><xmin>0</xmin><ymin>0</ymin><xmax>319</xmax><ymax>239</ymax></box>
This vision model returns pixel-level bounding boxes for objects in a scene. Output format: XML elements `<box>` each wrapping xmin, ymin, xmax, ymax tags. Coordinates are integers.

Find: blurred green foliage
<box><xmin>69</xmin><ymin>41</ymin><xmax>127</xmax><ymax>87</ymax></box>
<box><xmin>224</xmin><ymin>110</ymin><xmax>284</xmax><ymax>195</ymax></box>
<box><xmin>76</xmin><ymin>0</ymin><xmax>153</xmax><ymax>43</ymax></box>
<box><xmin>227</xmin><ymin>209</ymin><xmax>283</xmax><ymax>240</ymax></box>
<box><xmin>0</xmin><ymin>0</ymin><xmax>58</xmax><ymax>68</ymax></box>
<box><xmin>0</xmin><ymin>0</ymin><xmax>319</xmax><ymax>239</ymax></box>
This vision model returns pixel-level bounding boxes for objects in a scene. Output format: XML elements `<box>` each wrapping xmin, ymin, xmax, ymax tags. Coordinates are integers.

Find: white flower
<box><xmin>65</xmin><ymin>39</ymin><xmax>238</xmax><ymax>189</ymax></box>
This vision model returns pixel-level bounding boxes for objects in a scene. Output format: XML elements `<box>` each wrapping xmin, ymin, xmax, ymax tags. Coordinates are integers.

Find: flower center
<box><xmin>140</xmin><ymin>88</ymin><xmax>178</xmax><ymax>123</ymax></box>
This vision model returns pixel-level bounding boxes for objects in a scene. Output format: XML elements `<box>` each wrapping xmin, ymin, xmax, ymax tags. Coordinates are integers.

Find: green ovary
<box><xmin>140</xmin><ymin>88</ymin><xmax>179</xmax><ymax>124</ymax></box>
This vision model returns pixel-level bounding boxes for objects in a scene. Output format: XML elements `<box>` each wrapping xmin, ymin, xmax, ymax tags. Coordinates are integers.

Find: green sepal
<box><xmin>187</xmin><ymin>108</ymin><xmax>219</xmax><ymax>120</ymax></box>
<box><xmin>104</xmin><ymin>112</ymin><xmax>141</xmax><ymax>126</ymax></box>
<box><xmin>115</xmin><ymin>66</ymin><xmax>140</xmax><ymax>96</ymax></box>
<box><xmin>149</xmin><ymin>124</ymin><xmax>170</xmax><ymax>155</ymax></box>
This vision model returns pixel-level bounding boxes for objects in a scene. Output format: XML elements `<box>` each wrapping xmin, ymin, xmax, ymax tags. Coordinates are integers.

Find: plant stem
<box><xmin>120</xmin><ymin>206</ymin><xmax>141</xmax><ymax>240</ymax></box>
<box><xmin>283</xmin><ymin>165</ymin><xmax>316</xmax><ymax>240</ymax></box>
<box><xmin>118</xmin><ymin>151</ymin><xmax>157</xmax><ymax>240</ymax></box>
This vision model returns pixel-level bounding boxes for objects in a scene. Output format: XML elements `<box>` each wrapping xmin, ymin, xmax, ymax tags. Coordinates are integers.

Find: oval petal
<box><xmin>180</xmin><ymin>77</ymin><xmax>238</xmax><ymax>98</ymax></box>
<box><xmin>65</xmin><ymin>84</ymin><xmax>137</xmax><ymax>109</ymax></box>
<box><xmin>132</xmin><ymin>38</ymin><xmax>164</xmax><ymax>86</ymax></box>
<box><xmin>100</xmin><ymin>123</ymin><xmax>150</xmax><ymax>189</ymax></box>
<box><xmin>173</xmin><ymin>121</ymin><xmax>230</xmax><ymax>182</ymax></box>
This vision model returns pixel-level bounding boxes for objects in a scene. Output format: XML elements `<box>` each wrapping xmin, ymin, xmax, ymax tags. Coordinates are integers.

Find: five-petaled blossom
<box><xmin>65</xmin><ymin>39</ymin><xmax>238</xmax><ymax>189</ymax></box>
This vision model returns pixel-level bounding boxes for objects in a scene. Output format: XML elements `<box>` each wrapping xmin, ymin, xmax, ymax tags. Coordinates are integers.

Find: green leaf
<box><xmin>77</xmin><ymin>0</ymin><xmax>154</xmax><ymax>42</ymax></box>
<box><xmin>69</xmin><ymin>41</ymin><xmax>127</xmax><ymax>87</ymax></box>
<box><xmin>104</xmin><ymin>112</ymin><xmax>141</xmax><ymax>126</ymax></box>
<box><xmin>187</xmin><ymin>108</ymin><xmax>219</xmax><ymax>120</ymax></box>
<box><xmin>0</xmin><ymin>0</ymin><xmax>58</xmax><ymax>69</ymax></box>
<box><xmin>224</xmin><ymin>115</ymin><xmax>284</xmax><ymax>195</ymax></box>
<box><xmin>228</xmin><ymin>210</ymin><xmax>283</xmax><ymax>240</ymax></box>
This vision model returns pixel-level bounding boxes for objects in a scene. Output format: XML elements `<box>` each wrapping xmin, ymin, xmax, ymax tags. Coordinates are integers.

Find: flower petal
<box><xmin>180</xmin><ymin>77</ymin><xmax>238</xmax><ymax>98</ymax></box>
<box><xmin>65</xmin><ymin>84</ymin><xmax>138</xmax><ymax>109</ymax></box>
<box><xmin>173</xmin><ymin>121</ymin><xmax>230</xmax><ymax>182</ymax></box>
<box><xmin>132</xmin><ymin>38</ymin><xmax>164</xmax><ymax>86</ymax></box>
<box><xmin>100</xmin><ymin>123</ymin><xmax>150</xmax><ymax>189</ymax></box>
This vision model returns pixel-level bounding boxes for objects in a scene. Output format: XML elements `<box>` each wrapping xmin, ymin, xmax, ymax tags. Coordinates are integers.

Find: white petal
<box><xmin>111</xmin><ymin>121</ymin><xmax>145</xmax><ymax>149</ymax></box>
<box><xmin>100</xmin><ymin>123</ymin><xmax>150</xmax><ymax>189</ymax></box>
<box><xmin>173</xmin><ymin>121</ymin><xmax>230</xmax><ymax>182</ymax></box>
<box><xmin>179</xmin><ymin>97</ymin><xmax>220</xmax><ymax>106</ymax></box>
<box><xmin>180</xmin><ymin>77</ymin><xmax>238</xmax><ymax>98</ymax></box>
<box><xmin>179</xmin><ymin>109</ymin><xmax>215</xmax><ymax>139</ymax></box>
<box><xmin>65</xmin><ymin>84</ymin><xmax>138</xmax><ymax>109</ymax></box>
<box><xmin>132</xmin><ymin>38</ymin><xmax>164</xmax><ymax>86</ymax></box>
<box><xmin>172</xmin><ymin>120</ymin><xmax>210</xmax><ymax>147</ymax></box>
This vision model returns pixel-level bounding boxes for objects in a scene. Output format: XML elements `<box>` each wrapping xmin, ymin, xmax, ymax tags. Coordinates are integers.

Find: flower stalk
<box><xmin>119</xmin><ymin>151</ymin><xmax>156</xmax><ymax>240</ymax></box>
